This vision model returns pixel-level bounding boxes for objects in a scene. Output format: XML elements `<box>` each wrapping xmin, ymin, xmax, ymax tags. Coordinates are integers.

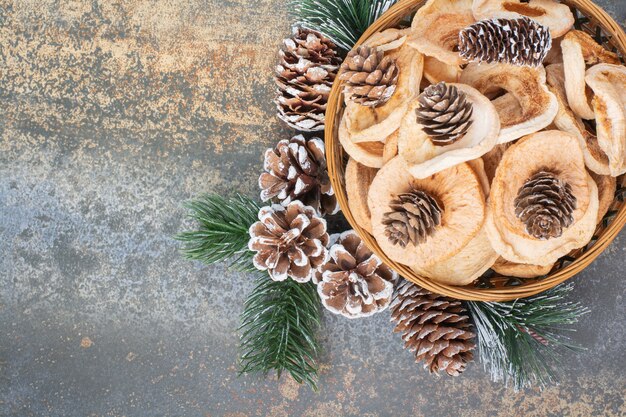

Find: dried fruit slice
<box><xmin>408</xmin><ymin>0</ymin><xmax>475</xmax><ymax>66</ymax></box>
<box><xmin>368</xmin><ymin>157</ymin><xmax>485</xmax><ymax>269</ymax></box>
<box><xmin>486</xmin><ymin>131</ymin><xmax>599</xmax><ymax>266</ymax></box>
<box><xmin>423</xmin><ymin>56</ymin><xmax>462</xmax><ymax>84</ymax></box>
<box><xmin>412</xmin><ymin>223</ymin><xmax>498</xmax><ymax>286</ymax></box>
<box><xmin>460</xmin><ymin>63</ymin><xmax>557</xmax><ymax>143</ymax></box>
<box><xmin>398</xmin><ymin>83</ymin><xmax>500</xmax><ymax>178</ymax></box>
<box><xmin>471</xmin><ymin>0</ymin><xmax>574</xmax><ymax>38</ymax></box>
<box><xmin>362</xmin><ymin>28</ymin><xmax>409</xmax><ymax>51</ymax></box>
<box><xmin>492</xmin><ymin>257</ymin><xmax>553</xmax><ymax>278</ymax></box>
<box><xmin>345</xmin><ymin>158</ymin><xmax>378</xmax><ymax>233</ymax></box>
<box><xmin>561</xmin><ymin>30</ymin><xmax>620</xmax><ymax>120</ymax></box>
<box><xmin>589</xmin><ymin>171</ymin><xmax>616</xmax><ymax>223</ymax></box>
<box><xmin>545</xmin><ymin>63</ymin><xmax>612</xmax><ymax>176</ymax></box>
<box><xmin>482</xmin><ymin>143</ymin><xmax>511</xmax><ymax>184</ymax></box>
<box><xmin>344</xmin><ymin>42</ymin><xmax>423</xmax><ymax>143</ymax></box>
<box><xmin>338</xmin><ymin>112</ymin><xmax>386</xmax><ymax>168</ymax></box>
<box><xmin>586</xmin><ymin>64</ymin><xmax>626</xmax><ymax>177</ymax></box>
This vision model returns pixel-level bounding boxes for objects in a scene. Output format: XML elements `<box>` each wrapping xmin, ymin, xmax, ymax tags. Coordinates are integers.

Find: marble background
<box><xmin>0</xmin><ymin>0</ymin><xmax>625</xmax><ymax>415</ymax></box>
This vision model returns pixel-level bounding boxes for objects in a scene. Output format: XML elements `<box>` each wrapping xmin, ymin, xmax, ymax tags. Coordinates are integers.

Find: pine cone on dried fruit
<box><xmin>459</xmin><ymin>17</ymin><xmax>551</xmax><ymax>67</ymax></box>
<box><xmin>259</xmin><ymin>134</ymin><xmax>338</xmax><ymax>216</ymax></box>
<box><xmin>415</xmin><ymin>82</ymin><xmax>474</xmax><ymax>145</ymax></box>
<box><xmin>339</xmin><ymin>45</ymin><xmax>399</xmax><ymax>107</ymax></box>
<box><xmin>275</xmin><ymin>27</ymin><xmax>341</xmax><ymax>132</ymax></box>
<box><xmin>390</xmin><ymin>280</ymin><xmax>475</xmax><ymax>376</ymax></box>
<box><xmin>382</xmin><ymin>190</ymin><xmax>442</xmax><ymax>247</ymax></box>
<box><xmin>316</xmin><ymin>230</ymin><xmax>396</xmax><ymax>318</ymax></box>
<box><xmin>248</xmin><ymin>201</ymin><xmax>329</xmax><ymax>283</ymax></box>
<box><xmin>514</xmin><ymin>170</ymin><xmax>577</xmax><ymax>240</ymax></box>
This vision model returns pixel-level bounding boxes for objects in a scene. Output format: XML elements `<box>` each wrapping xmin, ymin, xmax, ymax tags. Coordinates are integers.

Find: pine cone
<box><xmin>339</xmin><ymin>46</ymin><xmax>399</xmax><ymax>107</ymax></box>
<box><xmin>382</xmin><ymin>190</ymin><xmax>442</xmax><ymax>247</ymax></box>
<box><xmin>258</xmin><ymin>135</ymin><xmax>338</xmax><ymax>216</ymax></box>
<box><xmin>415</xmin><ymin>82</ymin><xmax>474</xmax><ymax>145</ymax></box>
<box><xmin>316</xmin><ymin>230</ymin><xmax>396</xmax><ymax>318</ymax></box>
<box><xmin>390</xmin><ymin>280</ymin><xmax>475</xmax><ymax>376</ymax></box>
<box><xmin>459</xmin><ymin>17</ymin><xmax>552</xmax><ymax>67</ymax></box>
<box><xmin>514</xmin><ymin>170</ymin><xmax>577</xmax><ymax>240</ymax></box>
<box><xmin>248</xmin><ymin>201</ymin><xmax>330</xmax><ymax>283</ymax></box>
<box><xmin>275</xmin><ymin>28</ymin><xmax>341</xmax><ymax>132</ymax></box>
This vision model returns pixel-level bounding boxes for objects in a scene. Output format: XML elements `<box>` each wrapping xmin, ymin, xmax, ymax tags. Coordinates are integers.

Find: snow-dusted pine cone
<box><xmin>514</xmin><ymin>170</ymin><xmax>577</xmax><ymax>239</ymax></box>
<box><xmin>339</xmin><ymin>45</ymin><xmax>399</xmax><ymax>107</ymax></box>
<box><xmin>248</xmin><ymin>201</ymin><xmax>329</xmax><ymax>282</ymax></box>
<box><xmin>316</xmin><ymin>230</ymin><xmax>396</xmax><ymax>318</ymax></box>
<box><xmin>390</xmin><ymin>280</ymin><xmax>475</xmax><ymax>376</ymax></box>
<box><xmin>382</xmin><ymin>190</ymin><xmax>442</xmax><ymax>247</ymax></box>
<box><xmin>275</xmin><ymin>27</ymin><xmax>341</xmax><ymax>132</ymax></box>
<box><xmin>459</xmin><ymin>17</ymin><xmax>551</xmax><ymax>67</ymax></box>
<box><xmin>258</xmin><ymin>134</ymin><xmax>338</xmax><ymax>216</ymax></box>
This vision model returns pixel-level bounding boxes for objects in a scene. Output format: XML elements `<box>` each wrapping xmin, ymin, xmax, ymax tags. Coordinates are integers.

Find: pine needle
<box><xmin>466</xmin><ymin>283</ymin><xmax>588</xmax><ymax>391</ymax></box>
<box><xmin>176</xmin><ymin>194</ymin><xmax>260</xmax><ymax>272</ymax></box>
<box><xmin>239</xmin><ymin>275</ymin><xmax>322</xmax><ymax>390</ymax></box>
<box><xmin>292</xmin><ymin>0</ymin><xmax>399</xmax><ymax>51</ymax></box>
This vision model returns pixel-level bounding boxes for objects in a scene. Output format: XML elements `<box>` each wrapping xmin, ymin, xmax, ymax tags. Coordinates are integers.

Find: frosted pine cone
<box><xmin>391</xmin><ymin>280</ymin><xmax>475</xmax><ymax>376</ymax></box>
<box><xmin>258</xmin><ymin>134</ymin><xmax>338</xmax><ymax>216</ymax></box>
<box><xmin>316</xmin><ymin>230</ymin><xmax>396</xmax><ymax>318</ymax></box>
<box><xmin>339</xmin><ymin>45</ymin><xmax>399</xmax><ymax>107</ymax></box>
<box><xmin>459</xmin><ymin>17</ymin><xmax>551</xmax><ymax>67</ymax></box>
<box><xmin>248</xmin><ymin>201</ymin><xmax>329</xmax><ymax>282</ymax></box>
<box><xmin>275</xmin><ymin>27</ymin><xmax>341</xmax><ymax>132</ymax></box>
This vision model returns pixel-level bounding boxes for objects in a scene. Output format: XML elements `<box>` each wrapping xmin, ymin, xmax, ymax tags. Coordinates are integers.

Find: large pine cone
<box><xmin>459</xmin><ymin>17</ymin><xmax>551</xmax><ymax>67</ymax></box>
<box><xmin>390</xmin><ymin>280</ymin><xmax>475</xmax><ymax>376</ymax></box>
<box><xmin>275</xmin><ymin>28</ymin><xmax>341</xmax><ymax>132</ymax></box>
<box><xmin>258</xmin><ymin>134</ymin><xmax>338</xmax><ymax>216</ymax></box>
<box><xmin>248</xmin><ymin>201</ymin><xmax>330</xmax><ymax>283</ymax></box>
<box><xmin>316</xmin><ymin>230</ymin><xmax>396</xmax><ymax>319</ymax></box>
<box><xmin>339</xmin><ymin>46</ymin><xmax>399</xmax><ymax>107</ymax></box>
<box><xmin>382</xmin><ymin>190</ymin><xmax>442</xmax><ymax>247</ymax></box>
<box><xmin>514</xmin><ymin>170</ymin><xmax>577</xmax><ymax>240</ymax></box>
<box><xmin>415</xmin><ymin>82</ymin><xmax>474</xmax><ymax>145</ymax></box>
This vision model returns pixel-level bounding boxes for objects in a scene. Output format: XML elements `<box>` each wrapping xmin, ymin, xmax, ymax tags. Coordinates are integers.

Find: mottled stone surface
<box><xmin>0</xmin><ymin>0</ymin><xmax>625</xmax><ymax>416</ymax></box>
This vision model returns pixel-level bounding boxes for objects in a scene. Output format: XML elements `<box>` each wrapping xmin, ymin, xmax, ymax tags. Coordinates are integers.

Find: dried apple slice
<box><xmin>368</xmin><ymin>157</ymin><xmax>485</xmax><ymax>269</ymax></box>
<box><xmin>492</xmin><ymin>257</ymin><xmax>553</xmax><ymax>278</ymax></box>
<box><xmin>408</xmin><ymin>0</ymin><xmax>475</xmax><ymax>66</ymax></box>
<box><xmin>586</xmin><ymin>64</ymin><xmax>626</xmax><ymax>177</ymax></box>
<box><xmin>345</xmin><ymin>158</ymin><xmax>378</xmax><ymax>233</ymax></box>
<box><xmin>460</xmin><ymin>63</ymin><xmax>558</xmax><ymax>143</ymax></box>
<box><xmin>545</xmin><ymin>63</ymin><xmax>613</xmax><ymax>176</ymax></box>
<box><xmin>398</xmin><ymin>83</ymin><xmax>500</xmax><ymax>178</ymax></box>
<box><xmin>472</xmin><ymin>0</ymin><xmax>574</xmax><ymax>38</ymax></box>
<box><xmin>338</xmin><ymin>113</ymin><xmax>386</xmax><ymax>168</ymax></box>
<box><xmin>589</xmin><ymin>171</ymin><xmax>616</xmax><ymax>223</ymax></box>
<box><xmin>486</xmin><ymin>131</ymin><xmax>599</xmax><ymax>266</ymax></box>
<box><xmin>344</xmin><ymin>43</ymin><xmax>423</xmax><ymax>143</ymax></box>
<box><xmin>561</xmin><ymin>30</ymin><xmax>620</xmax><ymax>120</ymax></box>
<box><xmin>423</xmin><ymin>56</ymin><xmax>462</xmax><ymax>84</ymax></box>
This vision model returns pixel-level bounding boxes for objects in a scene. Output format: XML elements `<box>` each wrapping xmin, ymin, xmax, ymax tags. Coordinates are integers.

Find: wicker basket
<box><xmin>325</xmin><ymin>0</ymin><xmax>626</xmax><ymax>301</ymax></box>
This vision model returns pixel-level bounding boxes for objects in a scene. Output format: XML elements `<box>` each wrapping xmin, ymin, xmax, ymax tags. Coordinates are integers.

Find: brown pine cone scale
<box><xmin>514</xmin><ymin>170</ymin><xmax>577</xmax><ymax>240</ymax></box>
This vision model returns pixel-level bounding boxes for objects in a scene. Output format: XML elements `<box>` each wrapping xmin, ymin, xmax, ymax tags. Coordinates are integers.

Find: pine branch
<box><xmin>466</xmin><ymin>283</ymin><xmax>588</xmax><ymax>391</ymax></box>
<box><xmin>176</xmin><ymin>194</ymin><xmax>260</xmax><ymax>272</ymax></box>
<box><xmin>292</xmin><ymin>0</ymin><xmax>399</xmax><ymax>51</ymax></box>
<box><xmin>239</xmin><ymin>275</ymin><xmax>322</xmax><ymax>390</ymax></box>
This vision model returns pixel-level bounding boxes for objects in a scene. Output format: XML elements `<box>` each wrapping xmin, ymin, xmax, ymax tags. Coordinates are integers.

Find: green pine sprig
<box><xmin>292</xmin><ymin>0</ymin><xmax>399</xmax><ymax>51</ymax></box>
<box><xmin>466</xmin><ymin>283</ymin><xmax>588</xmax><ymax>391</ymax></box>
<box><xmin>239</xmin><ymin>276</ymin><xmax>322</xmax><ymax>390</ymax></box>
<box><xmin>176</xmin><ymin>194</ymin><xmax>260</xmax><ymax>272</ymax></box>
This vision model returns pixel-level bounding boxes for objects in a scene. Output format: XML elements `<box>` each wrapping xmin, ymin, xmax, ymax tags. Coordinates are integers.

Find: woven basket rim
<box><xmin>325</xmin><ymin>0</ymin><xmax>626</xmax><ymax>301</ymax></box>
